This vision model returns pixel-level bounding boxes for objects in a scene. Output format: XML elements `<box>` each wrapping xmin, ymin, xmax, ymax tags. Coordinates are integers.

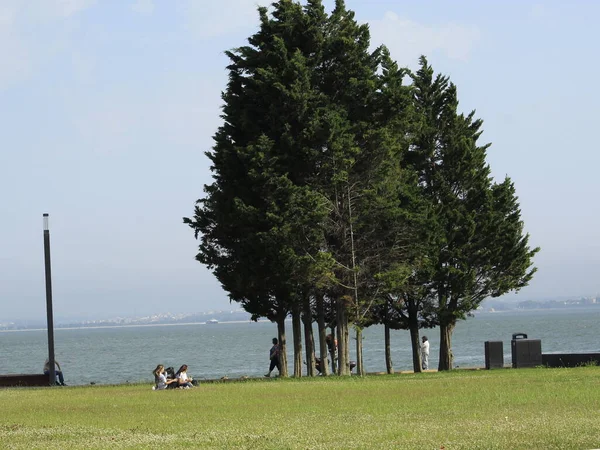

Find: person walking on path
<box><xmin>264</xmin><ymin>337</ymin><xmax>281</xmax><ymax>377</ymax></box>
<box><xmin>44</xmin><ymin>359</ymin><xmax>67</xmax><ymax>386</ymax></box>
<box><xmin>421</xmin><ymin>336</ymin><xmax>430</xmax><ymax>370</ymax></box>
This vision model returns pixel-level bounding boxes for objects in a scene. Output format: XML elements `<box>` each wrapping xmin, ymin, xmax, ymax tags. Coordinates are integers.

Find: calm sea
<box><xmin>1</xmin><ymin>308</ymin><xmax>599</xmax><ymax>386</ymax></box>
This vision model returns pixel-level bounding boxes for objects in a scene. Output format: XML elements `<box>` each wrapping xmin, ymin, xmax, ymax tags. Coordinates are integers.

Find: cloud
<box><xmin>367</xmin><ymin>11</ymin><xmax>480</xmax><ymax>65</ymax></box>
<box><xmin>131</xmin><ymin>0</ymin><xmax>154</xmax><ymax>15</ymax></box>
<box><xmin>0</xmin><ymin>7</ymin><xmax>14</xmax><ymax>27</ymax></box>
<box><xmin>0</xmin><ymin>0</ymin><xmax>96</xmax><ymax>90</ymax></box>
<box><xmin>15</xmin><ymin>0</ymin><xmax>97</xmax><ymax>21</ymax></box>
<box><xmin>530</xmin><ymin>3</ymin><xmax>545</xmax><ymax>19</ymax></box>
<box><xmin>54</xmin><ymin>0</ymin><xmax>97</xmax><ymax>18</ymax></box>
<box><xmin>0</xmin><ymin>10</ymin><xmax>30</xmax><ymax>88</ymax></box>
<box><xmin>180</xmin><ymin>0</ymin><xmax>263</xmax><ymax>38</ymax></box>
<box><xmin>528</xmin><ymin>3</ymin><xmax>559</xmax><ymax>25</ymax></box>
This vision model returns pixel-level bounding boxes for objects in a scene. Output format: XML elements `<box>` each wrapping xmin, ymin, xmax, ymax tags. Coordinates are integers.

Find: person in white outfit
<box><xmin>176</xmin><ymin>364</ymin><xmax>194</xmax><ymax>388</ymax></box>
<box><xmin>421</xmin><ymin>336</ymin><xmax>430</xmax><ymax>370</ymax></box>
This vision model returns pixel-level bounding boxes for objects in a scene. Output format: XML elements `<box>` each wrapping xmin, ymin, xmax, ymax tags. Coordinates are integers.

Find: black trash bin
<box><xmin>511</xmin><ymin>333</ymin><xmax>542</xmax><ymax>368</ymax></box>
<box><xmin>485</xmin><ymin>341</ymin><xmax>504</xmax><ymax>369</ymax></box>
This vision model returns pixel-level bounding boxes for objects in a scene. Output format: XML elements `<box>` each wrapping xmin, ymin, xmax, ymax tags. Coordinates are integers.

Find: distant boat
<box><xmin>207</xmin><ymin>319</ymin><xmax>219</xmax><ymax>324</ymax></box>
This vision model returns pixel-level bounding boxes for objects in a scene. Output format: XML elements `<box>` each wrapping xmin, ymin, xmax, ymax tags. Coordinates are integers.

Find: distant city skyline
<box><xmin>2</xmin><ymin>293</ymin><xmax>598</xmax><ymax>329</ymax></box>
<box><xmin>2</xmin><ymin>1</ymin><xmax>600</xmax><ymax>322</ymax></box>
<box><xmin>2</xmin><ymin>295</ymin><xmax>598</xmax><ymax>332</ymax></box>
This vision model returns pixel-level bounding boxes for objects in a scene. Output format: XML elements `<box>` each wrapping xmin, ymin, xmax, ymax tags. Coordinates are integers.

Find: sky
<box><xmin>1</xmin><ymin>0</ymin><xmax>599</xmax><ymax>322</ymax></box>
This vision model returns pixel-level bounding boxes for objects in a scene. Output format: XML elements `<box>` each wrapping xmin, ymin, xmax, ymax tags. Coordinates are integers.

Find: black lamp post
<box><xmin>43</xmin><ymin>213</ymin><xmax>56</xmax><ymax>386</ymax></box>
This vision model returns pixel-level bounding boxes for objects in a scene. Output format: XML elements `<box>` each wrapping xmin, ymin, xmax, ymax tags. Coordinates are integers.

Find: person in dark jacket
<box><xmin>264</xmin><ymin>338</ymin><xmax>280</xmax><ymax>377</ymax></box>
<box><xmin>44</xmin><ymin>359</ymin><xmax>67</xmax><ymax>386</ymax></box>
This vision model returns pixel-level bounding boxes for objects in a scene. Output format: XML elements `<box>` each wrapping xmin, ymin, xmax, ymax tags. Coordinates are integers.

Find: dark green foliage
<box><xmin>184</xmin><ymin>2</ymin><xmax>538</xmax><ymax>376</ymax></box>
<box><xmin>409</xmin><ymin>57</ymin><xmax>539</xmax><ymax>370</ymax></box>
<box><xmin>184</xmin><ymin>1</ymin><xmax>337</xmax><ymax>377</ymax></box>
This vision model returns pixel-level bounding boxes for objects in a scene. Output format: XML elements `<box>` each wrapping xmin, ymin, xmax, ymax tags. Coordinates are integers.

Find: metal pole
<box><xmin>43</xmin><ymin>213</ymin><xmax>56</xmax><ymax>386</ymax></box>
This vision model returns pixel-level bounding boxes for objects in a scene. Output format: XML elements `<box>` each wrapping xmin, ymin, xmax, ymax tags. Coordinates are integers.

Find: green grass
<box><xmin>1</xmin><ymin>367</ymin><xmax>600</xmax><ymax>449</ymax></box>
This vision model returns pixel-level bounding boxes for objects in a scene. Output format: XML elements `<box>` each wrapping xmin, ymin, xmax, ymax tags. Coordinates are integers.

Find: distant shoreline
<box><xmin>0</xmin><ymin>320</ymin><xmax>267</xmax><ymax>333</ymax></box>
<box><xmin>3</xmin><ymin>305</ymin><xmax>598</xmax><ymax>332</ymax></box>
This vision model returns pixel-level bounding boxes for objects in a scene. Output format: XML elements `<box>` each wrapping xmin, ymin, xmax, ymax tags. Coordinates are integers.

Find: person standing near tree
<box><xmin>421</xmin><ymin>336</ymin><xmax>430</xmax><ymax>370</ymax></box>
<box><xmin>264</xmin><ymin>338</ymin><xmax>280</xmax><ymax>377</ymax></box>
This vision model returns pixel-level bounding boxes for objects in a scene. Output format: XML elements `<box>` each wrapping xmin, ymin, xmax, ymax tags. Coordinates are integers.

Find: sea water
<box><xmin>1</xmin><ymin>308</ymin><xmax>598</xmax><ymax>386</ymax></box>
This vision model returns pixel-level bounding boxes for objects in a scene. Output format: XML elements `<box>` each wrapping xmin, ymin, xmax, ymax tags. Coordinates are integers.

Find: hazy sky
<box><xmin>1</xmin><ymin>0</ymin><xmax>599</xmax><ymax>322</ymax></box>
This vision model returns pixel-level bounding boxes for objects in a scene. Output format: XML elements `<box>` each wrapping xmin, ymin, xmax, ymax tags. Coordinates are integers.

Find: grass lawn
<box><xmin>1</xmin><ymin>366</ymin><xmax>599</xmax><ymax>449</ymax></box>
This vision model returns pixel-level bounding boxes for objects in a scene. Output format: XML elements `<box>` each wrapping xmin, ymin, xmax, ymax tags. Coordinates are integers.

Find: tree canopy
<box><xmin>184</xmin><ymin>0</ymin><xmax>539</xmax><ymax>375</ymax></box>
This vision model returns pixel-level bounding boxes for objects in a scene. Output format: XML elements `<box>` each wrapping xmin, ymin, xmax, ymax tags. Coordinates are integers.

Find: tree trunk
<box><xmin>336</xmin><ymin>297</ymin><xmax>350</xmax><ymax>376</ymax></box>
<box><xmin>406</xmin><ymin>297</ymin><xmax>422</xmax><ymax>373</ymax></box>
<box><xmin>302</xmin><ymin>294</ymin><xmax>315</xmax><ymax>377</ymax></box>
<box><xmin>328</xmin><ymin>325</ymin><xmax>337</xmax><ymax>375</ymax></box>
<box><xmin>438</xmin><ymin>321</ymin><xmax>455</xmax><ymax>371</ymax></box>
<box><xmin>292</xmin><ymin>303</ymin><xmax>303</xmax><ymax>377</ymax></box>
<box><xmin>409</xmin><ymin>320</ymin><xmax>422</xmax><ymax>373</ymax></box>
<box><xmin>346</xmin><ymin>183</ymin><xmax>360</xmax><ymax>377</ymax></box>
<box><xmin>316</xmin><ymin>294</ymin><xmax>330</xmax><ymax>376</ymax></box>
<box><xmin>276</xmin><ymin>316</ymin><xmax>288</xmax><ymax>377</ymax></box>
<box><xmin>355</xmin><ymin>326</ymin><xmax>364</xmax><ymax>376</ymax></box>
<box><xmin>384</xmin><ymin>323</ymin><xmax>393</xmax><ymax>374</ymax></box>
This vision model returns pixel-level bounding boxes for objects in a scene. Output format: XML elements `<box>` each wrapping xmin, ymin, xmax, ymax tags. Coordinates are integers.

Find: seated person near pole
<box><xmin>44</xmin><ymin>358</ymin><xmax>67</xmax><ymax>386</ymax></box>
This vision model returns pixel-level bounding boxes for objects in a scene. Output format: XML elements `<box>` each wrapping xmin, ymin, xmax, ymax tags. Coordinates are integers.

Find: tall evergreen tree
<box><xmin>184</xmin><ymin>1</ymin><xmax>330</xmax><ymax>377</ymax></box>
<box><xmin>363</xmin><ymin>47</ymin><xmax>432</xmax><ymax>374</ymax></box>
<box><xmin>409</xmin><ymin>57</ymin><xmax>539</xmax><ymax>370</ymax></box>
<box><xmin>313</xmin><ymin>0</ymin><xmax>395</xmax><ymax>376</ymax></box>
<box><xmin>349</xmin><ymin>63</ymin><xmax>417</xmax><ymax>375</ymax></box>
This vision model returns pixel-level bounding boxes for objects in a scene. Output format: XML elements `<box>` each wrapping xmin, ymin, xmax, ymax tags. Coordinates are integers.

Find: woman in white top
<box><xmin>152</xmin><ymin>364</ymin><xmax>177</xmax><ymax>390</ymax></box>
<box><xmin>175</xmin><ymin>364</ymin><xmax>194</xmax><ymax>388</ymax></box>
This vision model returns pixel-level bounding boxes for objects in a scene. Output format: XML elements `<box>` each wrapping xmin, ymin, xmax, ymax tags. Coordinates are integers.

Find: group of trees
<box><xmin>184</xmin><ymin>0</ymin><xmax>539</xmax><ymax>376</ymax></box>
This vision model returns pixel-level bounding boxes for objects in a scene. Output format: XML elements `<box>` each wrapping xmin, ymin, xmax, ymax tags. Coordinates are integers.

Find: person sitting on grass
<box><xmin>153</xmin><ymin>364</ymin><xmax>178</xmax><ymax>390</ymax></box>
<box><xmin>175</xmin><ymin>364</ymin><xmax>194</xmax><ymax>388</ymax></box>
